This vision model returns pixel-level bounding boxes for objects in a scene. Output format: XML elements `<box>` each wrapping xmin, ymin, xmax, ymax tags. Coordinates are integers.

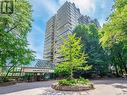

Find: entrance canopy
<box><xmin>22</xmin><ymin>59</ymin><xmax>55</xmax><ymax>73</ymax></box>
<box><xmin>22</xmin><ymin>67</ymin><xmax>54</xmax><ymax>73</ymax></box>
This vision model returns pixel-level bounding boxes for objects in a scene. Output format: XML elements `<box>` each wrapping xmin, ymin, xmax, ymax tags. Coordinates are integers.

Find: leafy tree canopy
<box><xmin>55</xmin><ymin>33</ymin><xmax>91</xmax><ymax>79</ymax></box>
<box><xmin>99</xmin><ymin>0</ymin><xmax>127</xmax><ymax>75</ymax></box>
<box><xmin>0</xmin><ymin>0</ymin><xmax>35</xmax><ymax>78</ymax></box>
<box><xmin>74</xmin><ymin>24</ymin><xmax>108</xmax><ymax>75</ymax></box>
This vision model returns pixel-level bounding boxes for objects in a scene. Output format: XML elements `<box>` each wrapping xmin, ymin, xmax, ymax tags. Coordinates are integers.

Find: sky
<box><xmin>28</xmin><ymin>0</ymin><xmax>114</xmax><ymax>59</ymax></box>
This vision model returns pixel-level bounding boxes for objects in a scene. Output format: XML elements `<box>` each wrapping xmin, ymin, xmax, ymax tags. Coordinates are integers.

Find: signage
<box><xmin>22</xmin><ymin>68</ymin><xmax>54</xmax><ymax>73</ymax></box>
<box><xmin>0</xmin><ymin>0</ymin><xmax>14</xmax><ymax>14</ymax></box>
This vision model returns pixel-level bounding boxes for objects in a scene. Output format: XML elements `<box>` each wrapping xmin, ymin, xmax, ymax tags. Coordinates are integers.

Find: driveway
<box><xmin>0</xmin><ymin>79</ymin><xmax>127</xmax><ymax>95</ymax></box>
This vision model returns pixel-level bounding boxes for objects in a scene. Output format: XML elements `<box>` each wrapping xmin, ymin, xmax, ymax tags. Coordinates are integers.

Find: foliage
<box><xmin>58</xmin><ymin>77</ymin><xmax>90</xmax><ymax>86</ymax></box>
<box><xmin>55</xmin><ymin>33</ymin><xmax>91</xmax><ymax>79</ymax></box>
<box><xmin>0</xmin><ymin>0</ymin><xmax>35</xmax><ymax>79</ymax></box>
<box><xmin>59</xmin><ymin>79</ymin><xmax>76</xmax><ymax>86</ymax></box>
<box><xmin>77</xmin><ymin>77</ymin><xmax>90</xmax><ymax>84</ymax></box>
<box><xmin>99</xmin><ymin>0</ymin><xmax>127</xmax><ymax>75</ymax></box>
<box><xmin>74</xmin><ymin>24</ymin><xmax>109</xmax><ymax>76</ymax></box>
<box><xmin>0</xmin><ymin>77</ymin><xmax>10</xmax><ymax>83</ymax></box>
<box><xmin>54</xmin><ymin>63</ymin><xmax>71</xmax><ymax>78</ymax></box>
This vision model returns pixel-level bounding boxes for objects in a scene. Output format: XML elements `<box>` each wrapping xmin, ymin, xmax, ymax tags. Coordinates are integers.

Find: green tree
<box><xmin>54</xmin><ymin>63</ymin><xmax>71</xmax><ymax>78</ymax></box>
<box><xmin>74</xmin><ymin>24</ymin><xmax>108</xmax><ymax>76</ymax></box>
<box><xmin>55</xmin><ymin>33</ymin><xmax>91</xmax><ymax>79</ymax></box>
<box><xmin>100</xmin><ymin>0</ymin><xmax>127</xmax><ymax>75</ymax></box>
<box><xmin>0</xmin><ymin>0</ymin><xmax>35</xmax><ymax>79</ymax></box>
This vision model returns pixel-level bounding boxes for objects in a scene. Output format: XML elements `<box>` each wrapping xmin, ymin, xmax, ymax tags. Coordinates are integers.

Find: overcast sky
<box><xmin>28</xmin><ymin>0</ymin><xmax>114</xmax><ymax>59</ymax></box>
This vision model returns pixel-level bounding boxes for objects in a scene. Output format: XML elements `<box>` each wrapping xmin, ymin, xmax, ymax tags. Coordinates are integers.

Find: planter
<box><xmin>0</xmin><ymin>81</ymin><xmax>16</xmax><ymax>87</ymax></box>
<box><xmin>52</xmin><ymin>83</ymin><xmax>94</xmax><ymax>91</ymax></box>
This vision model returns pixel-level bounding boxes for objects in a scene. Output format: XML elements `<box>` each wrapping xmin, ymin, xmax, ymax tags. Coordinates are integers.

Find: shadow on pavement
<box><xmin>92</xmin><ymin>79</ymin><xmax>127</xmax><ymax>85</ymax></box>
<box><xmin>0</xmin><ymin>79</ymin><xmax>127</xmax><ymax>95</ymax></box>
<box><xmin>40</xmin><ymin>89</ymin><xmax>90</xmax><ymax>95</ymax></box>
<box><xmin>0</xmin><ymin>81</ymin><xmax>56</xmax><ymax>95</ymax></box>
<box><xmin>113</xmin><ymin>84</ymin><xmax>127</xmax><ymax>89</ymax></box>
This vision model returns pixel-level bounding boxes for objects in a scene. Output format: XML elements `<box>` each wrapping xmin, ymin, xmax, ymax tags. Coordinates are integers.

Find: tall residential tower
<box><xmin>43</xmin><ymin>1</ymin><xmax>100</xmax><ymax>64</ymax></box>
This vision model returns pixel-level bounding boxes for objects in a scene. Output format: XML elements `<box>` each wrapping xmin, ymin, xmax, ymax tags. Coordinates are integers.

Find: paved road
<box><xmin>0</xmin><ymin>79</ymin><xmax>127</xmax><ymax>95</ymax></box>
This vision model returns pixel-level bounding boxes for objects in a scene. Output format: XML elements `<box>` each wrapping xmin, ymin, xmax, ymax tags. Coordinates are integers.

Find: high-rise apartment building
<box><xmin>43</xmin><ymin>16</ymin><xmax>55</xmax><ymax>62</ymax></box>
<box><xmin>43</xmin><ymin>1</ymin><xmax>100</xmax><ymax>64</ymax></box>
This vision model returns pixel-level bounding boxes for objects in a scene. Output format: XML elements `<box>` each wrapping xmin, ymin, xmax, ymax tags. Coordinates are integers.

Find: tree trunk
<box><xmin>11</xmin><ymin>66</ymin><xmax>15</xmax><ymax>77</ymax></box>
<box><xmin>69</xmin><ymin>44</ymin><xmax>73</xmax><ymax>79</ymax></box>
<box><xmin>3</xmin><ymin>65</ymin><xmax>15</xmax><ymax>81</ymax></box>
<box><xmin>114</xmin><ymin>64</ymin><xmax>119</xmax><ymax>77</ymax></box>
<box><xmin>19</xmin><ymin>66</ymin><xmax>23</xmax><ymax>81</ymax></box>
<box><xmin>112</xmin><ymin>57</ymin><xmax>120</xmax><ymax>77</ymax></box>
<box><xmin>118</xmin><ymin>52</ymin><xmax>127</xmax><ymax>74</ymax></box>
<box><xmin>70</xmin><ymin>68</ymin><xmax>73</xmax><ymax>79</ymax></box>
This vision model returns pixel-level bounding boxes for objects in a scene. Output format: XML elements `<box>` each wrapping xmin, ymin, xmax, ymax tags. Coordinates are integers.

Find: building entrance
<box><xmin>22</xmin><ymin>67</ymin><xmax>54</xmax><ymax>82</ymax></box>
<box><xmin>33</xmin><ymin>73</ymin><xmax>43</xmax><ymax>81</ymax></box>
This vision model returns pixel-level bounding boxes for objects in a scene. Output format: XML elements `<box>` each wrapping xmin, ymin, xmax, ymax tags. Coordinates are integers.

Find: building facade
<box><xmin>43</xmin><ymin>16</ymin><xmax>56</xmax><ymax>62</ymax></box>
<box><xmin>43</xmin><ymin>1</ymin><xmax>100</xmax><ymax>64</ymax></box>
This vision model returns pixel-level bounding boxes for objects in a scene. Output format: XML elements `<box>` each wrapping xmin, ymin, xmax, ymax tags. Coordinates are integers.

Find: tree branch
<box><xmin>6</xmin><ymin>18</ymin><xmax>22</xmax><ymax>33</ymax></box>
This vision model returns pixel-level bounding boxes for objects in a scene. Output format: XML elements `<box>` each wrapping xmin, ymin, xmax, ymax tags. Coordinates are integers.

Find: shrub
<box><xmin>58</xmin><ymin>77</ymin><xmax>90</xmax><ymax>86</ymax></box>
<box><xmin>67</xmin><ymin>79</ymin><xmax>76</xmax><ymax>85</ymax></box>
<box><xmin>59</xmin><ymin>79</ymin><xmax>71</xmax><ymax>86</ymax></box>
<box><xmin>77</xmin><ymin>77</ymin><xmax>90</xmax><ymax>85</ymax></box>
<box><xmin>0</xmin><ymin>77</ymin><xmax>10</xmax><ymax>83</ymax></box>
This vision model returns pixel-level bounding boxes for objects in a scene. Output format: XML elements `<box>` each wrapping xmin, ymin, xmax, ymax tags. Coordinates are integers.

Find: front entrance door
<box><xmin>33</xmin><ymin>73</ymin><xmax>42</xmax><ymax>81</ymax></box>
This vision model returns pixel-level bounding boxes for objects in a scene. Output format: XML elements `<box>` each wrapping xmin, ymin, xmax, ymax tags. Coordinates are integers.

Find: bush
<box><xmin>59</xmin><ymin>79</ymin><xmax>71</xmax><ymax>86</ymax></box>
<box><xmin>78</xmin><ymin>77</ymin><xmax>90</xmax><ymax>85</ymax></box>
<box><xmin>58</xmin><ymin>77</ymin><xmax>90</xmax><ymax>86</ymax></box>
<box><xmin>0</xmin><ymin>77</ymin><xmax>3</xmax><ymax>83</ymax></box>
<box><xmin>59</xmin><ymin>79</ymin><xmax>77</xmax><ymax>86</ymax></box>
<box><xmin>0</xmin><ymin>77</ymin><xmax>10</xmax><ymax>83</ymax></box>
